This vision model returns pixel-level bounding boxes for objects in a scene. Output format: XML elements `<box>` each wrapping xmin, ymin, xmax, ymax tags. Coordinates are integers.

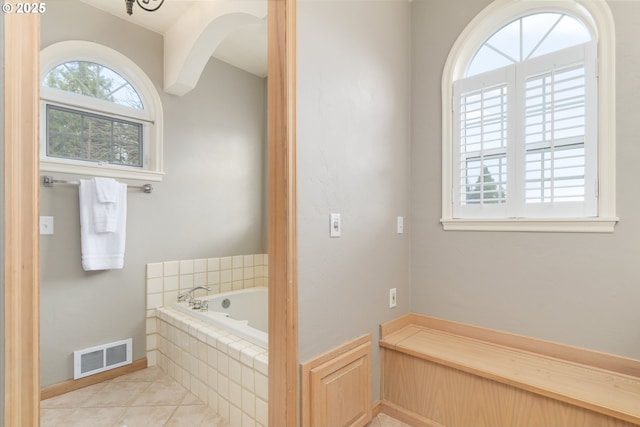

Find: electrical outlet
<box><xmin>389</xmin><ymin>288</ymin><xmax>397</xmax><ymax>308</ymax></box>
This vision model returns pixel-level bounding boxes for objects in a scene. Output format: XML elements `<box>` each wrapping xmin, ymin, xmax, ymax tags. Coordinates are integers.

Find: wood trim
<box><xmin>40</xmin><ymin>358</ymin><xmax>147</xmax><ymax>401</ymax></box>
<box><xmin>301</xmin><ymin>334</ymin><xmax>371</xmax><ymax>373</ymax></box>
<box><xmin>372</xmin><ymin>400</ymin><xmax>382</xmax><ymax>418</ymax></box>
<box><xmin>379</xmin><ymin>313</ymin><xmax>419</xmax><ymax>338</ymax></box>
<box><xmin>267</xmin><ymin>0</ymin><xmax>298</xmax><ymax>426</ymax></box>
<box><xmin>3</xmin><ymin>7</ymin><xmax>41</xmax><ymax>427</ymax></box>
<box><xmin>301</xmin><ymin>334</ymin><xmax>373</xmax><ymax>427</ymax></box>
<box><xmin>379</xmin><ymin>400</ymin><xmax>445</xmax><ymax>427</ymax></box>
<box><xmin>380</xmin><ymin>313</ymin><xmax>640</xmax><ymax>378</ymax></box>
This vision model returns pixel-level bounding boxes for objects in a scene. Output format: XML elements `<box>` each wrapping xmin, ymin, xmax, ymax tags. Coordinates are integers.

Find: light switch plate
<box><xmin>40</xmin><ymin>216</ymin><xmax>54</xmax><ymax>235</ymax></box>
<box><xmin>330</xmin><ymin>213</ymin><xmax>341</xmax><ymax>237</ymax></box>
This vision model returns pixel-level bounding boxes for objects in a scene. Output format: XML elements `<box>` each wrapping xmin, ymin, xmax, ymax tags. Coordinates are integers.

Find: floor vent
<box><xmin>73</xmin><ymin>338</ymin><xmax>132</xmax><ymax>379</ymax></box>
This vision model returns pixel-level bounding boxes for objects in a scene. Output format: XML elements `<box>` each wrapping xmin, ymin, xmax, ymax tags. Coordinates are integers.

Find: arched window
<box><xmin>466</xmin><ymin>13</ymin><xmax>591</xmax><ymax>77</ymax></box>
<box><xmin>441</xmin><ymin>0</ymin><xmax>616</xmax><ymax>232</ymax></box>
<box><xmin>40</xmin><ymin>41</ymin><xmax>164</xmax><ymax>181</ymax></box>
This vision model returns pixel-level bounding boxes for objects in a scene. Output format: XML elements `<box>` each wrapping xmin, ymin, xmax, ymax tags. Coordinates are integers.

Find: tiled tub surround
<box><xmin>153</xmin><ymin>308</ymin><xmax>268</xmax><ymax>427</ymax></box>
<box><xmin>146</xmin><ymin>254</ymin><xmax>268</xmax><ymax>315</ymax></box>
<box><xmin>145</xmin><ymin>254</ymin><xmax>268</xmax><ymax>427</ymax></box>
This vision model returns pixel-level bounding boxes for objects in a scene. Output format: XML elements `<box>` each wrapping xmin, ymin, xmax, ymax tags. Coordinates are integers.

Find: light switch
<box><xmin>330</xmin><ymin>213</ymin><xmax>341</xmax><ymax>237</ymax></box>
<box><xmin>40</xmin><ymin>216</ymin><xmax>54</xmax><ymax>235</ymax></box>
<box><xmin>397</xmin><ymin>216</ymin><xmax>404</xmax><ymax>234</ymax></box>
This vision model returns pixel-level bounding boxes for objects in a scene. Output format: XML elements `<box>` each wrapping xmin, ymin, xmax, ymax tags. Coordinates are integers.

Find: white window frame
<box><xmin>441</xmin><ymin>0</ymin><xmax>617</xmax><ymax>232</ymax></box>
<box><xmin>40</xmin><ymin>41</ymin><xmax>164</xmax><ymax>182</ymax></box>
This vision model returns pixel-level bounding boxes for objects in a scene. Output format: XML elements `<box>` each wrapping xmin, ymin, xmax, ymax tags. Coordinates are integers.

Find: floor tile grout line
<box><xmin>161</xmin><ymin>404</ymin><xmax>182</xmax><ymax>427</ymax></box>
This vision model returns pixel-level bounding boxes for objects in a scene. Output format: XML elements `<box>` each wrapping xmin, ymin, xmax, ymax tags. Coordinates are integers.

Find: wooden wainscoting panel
<box><xmin>382</xmin><ymin>349</ymin><xmax>638</xmax><ymax>427</ymax></box>
<box><xmin>302</xmin><ymin>335</ymin><xmax>372</xmax><ymax>427</ymax></box>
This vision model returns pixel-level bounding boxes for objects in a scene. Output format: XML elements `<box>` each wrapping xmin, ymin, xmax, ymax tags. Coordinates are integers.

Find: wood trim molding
<box><xmin>372</xmin><ymin>400</ymin><xmax>382</xmax><ymax>418</ymax></box>
<box><xmin>40</xmin><ymin>358</ymin><xmax>147</xmax><ymax>401</ymax></box>
<box><xmin>3</xmin><ymin>7</ymin><xmax>41</xmax><ymax>427</ymax></box>
<box><xmin>267</xmin><ymin>0</ymin><xmax>298</xmax><ymax>426</ymax></box>
<box><xmin>301</xmin><ymin>334</ymin><xmax>372</xmax><ymax>374</ymax></box>
<box><xmin>381</xmin><ymin>313</ymin><xmax>640</xmax><ymax>378</ymax></box>
<box><xmin>379</xmin><ymin>400</ymin><xmax>445</xmax><ymax>427</ymax></box>
<box><xmin>379</xmin><ymin>313</ymin><xmax>419</xmax><ymax>338</ymax></box>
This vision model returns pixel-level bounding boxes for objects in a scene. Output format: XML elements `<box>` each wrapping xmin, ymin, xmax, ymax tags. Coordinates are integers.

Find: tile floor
<box><xmin>40</xmin><ymin>366</ymin><xmax>412</xmax><ymax>427</ymax></box>
<box><xmin>40</xmin><ymin>366</ymin><xmax>230</xmax><ymax>427</ymax></box>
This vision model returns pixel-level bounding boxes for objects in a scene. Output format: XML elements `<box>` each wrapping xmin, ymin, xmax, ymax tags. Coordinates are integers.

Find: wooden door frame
<box><xmin>268</xmin><ymin>0</ymin><xmax>299</xmax><ymax>426</ymax></box>
<box><xmin>3</xmin><ymin>8</ymin><xmax>41</xmax><ymax>426</ymax></box>
<box><xmin>2</xmin><ymin>1</ymin><xmax>298</xmax><ymax>425</ymax></box>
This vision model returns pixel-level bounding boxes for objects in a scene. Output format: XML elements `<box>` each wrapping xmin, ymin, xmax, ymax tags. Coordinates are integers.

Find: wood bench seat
<box><xmin>380</xmin><ymin>314</ymin><xmax>640</xmax><ymax>427</ymax></box>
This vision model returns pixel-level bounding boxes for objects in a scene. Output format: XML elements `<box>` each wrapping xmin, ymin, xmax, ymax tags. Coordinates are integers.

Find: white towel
<box><xmin>92</xmin><ymin>177</ymin><xmax>120</xmax><ymax>233</ymax></box>
<box><xmin>79</xmin><ymin>178</ymin><xmax>128</xmax><ymax>271</ymax></box>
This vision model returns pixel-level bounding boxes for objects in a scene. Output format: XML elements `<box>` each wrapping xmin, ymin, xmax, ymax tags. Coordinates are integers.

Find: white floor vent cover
<box><xmin>73</xmin><ymin>338</ymin><xmax>132</xmax><ymax>379</ymax></box>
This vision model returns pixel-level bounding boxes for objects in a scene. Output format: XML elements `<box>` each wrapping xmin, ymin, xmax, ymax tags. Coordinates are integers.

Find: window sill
<box><xmin>440</xmin><ymin>217</ymin><xmax>619</xmax><ymax>233</ymax></box>
<box><xmin>41</xmin><ymin>159</ymin><xmax>164</xmax><ymax>182</ymax></box>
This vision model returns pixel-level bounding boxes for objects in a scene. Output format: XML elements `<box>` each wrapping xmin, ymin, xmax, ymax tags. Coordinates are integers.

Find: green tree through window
<box><xmin>44</xmin><ymin>61</ymin><xmax>143</xmax><ymax>167</ymax></box>
<box><xmin>47</xmin><ymin>106</ymin><xmax>142</xmax><ymax>167</ymax></box>
<box><xmin>467</xmin><ymin>166</ymin><xmax>505</xmax><ymax>204</ymax></box>
<box><xmin>45</xmin><ymin>61</ymin><xmax>143</xmax><ymax>109</ymax></box>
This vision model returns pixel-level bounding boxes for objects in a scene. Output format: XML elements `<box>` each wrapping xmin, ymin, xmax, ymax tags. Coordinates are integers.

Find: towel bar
<box><xmin>42</xmin><ymin>175</ymin><xmax>153</xmax><ymax>193</ymax></box>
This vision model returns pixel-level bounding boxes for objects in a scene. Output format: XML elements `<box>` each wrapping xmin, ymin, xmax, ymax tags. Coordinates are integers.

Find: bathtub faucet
<box><xmin>177</xmin><ymin>286</ymin><xmax>211</xmax><ymax>303</ymax></box>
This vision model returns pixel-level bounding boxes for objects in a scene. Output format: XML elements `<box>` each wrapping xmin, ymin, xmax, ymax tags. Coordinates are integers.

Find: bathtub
<box><xmin>173</xmin><ymin>287</ymin><xmax>267</xmax><ymax>349</ymax></box>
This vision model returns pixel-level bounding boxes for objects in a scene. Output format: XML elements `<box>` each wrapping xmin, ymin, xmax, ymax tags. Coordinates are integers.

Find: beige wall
<box><xmin>40</xmin><ymin>2</ymin><xmax>267</xmax><ymax>386</ymax></box>
<box><xmin>297</xmin><ymin>0</ymin><xmax>412</xmax><ymax>401</ymax></box>
<box><xmin>410</xmin><ymin>0</ymin><xmax>640</xmax><ymax>359</ymax></box>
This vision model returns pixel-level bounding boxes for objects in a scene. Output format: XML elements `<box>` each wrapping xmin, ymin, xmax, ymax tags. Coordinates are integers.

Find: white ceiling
<box><xmin>79</xmin><ymin>0</ymin><xmax>267</xmax><ymax>78</ymax></box>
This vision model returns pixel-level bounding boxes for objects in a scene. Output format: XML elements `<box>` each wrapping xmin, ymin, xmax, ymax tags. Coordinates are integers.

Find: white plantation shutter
<box><xmin>520</xmin><ymin>43</ymin><xmax>597</xmax><ymax>217</ymax></box>
<box><xmin>454</xmin><ymin>67</ymin><xmax>513</xmax><ymax>218</ymax></box>
<box><xmin>452</xmin><ymin>42</ymin><xmax>596</xmax><ymax>219</ymax></box>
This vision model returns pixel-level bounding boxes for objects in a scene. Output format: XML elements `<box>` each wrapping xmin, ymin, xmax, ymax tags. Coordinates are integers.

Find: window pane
<box><xmin>466</xmin><ymin>13</ymin><xmax>591</xmax><ymax>77</ymax></box>
<box><xmin>484</xmin><ymin>19</ymin><xmax>521</xmax><ymax>62</ymax></box>
<box><xmin>459</xmin><ymin>81</ymin><xmax>508</xmax><ymax>206</ymax></box>
<box><xmin>463</xmin><ymin>156</ymin><xmax>507</xmax><ymax>205</ymax></box>
<box><xmin>529</xmin><ymin>16</ymin><xmax>591</xmax><ymax>59</ymax></box>
<box><xmin>521</xmin><ymin>13</ymin><xmax>564</xmax><ymax>59</ymax></box>
<box><xmin>46</xmin><ymin>105</ymin><xmax>142</xmax><ymax>167</ymax></box>
<box><xmin>525</xmin><ymin>146</ymin><xmax>585</xmax><ymax>203</ymax></box>
<box><xmin>44</xmin><ymin>61</ymin><xmax>143</xmax><ymax>109</ymax></box>
<box><xmin>467</xmin><ymin>45</ymin><xmax>514</xmax><ymax>77</ymax></box>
